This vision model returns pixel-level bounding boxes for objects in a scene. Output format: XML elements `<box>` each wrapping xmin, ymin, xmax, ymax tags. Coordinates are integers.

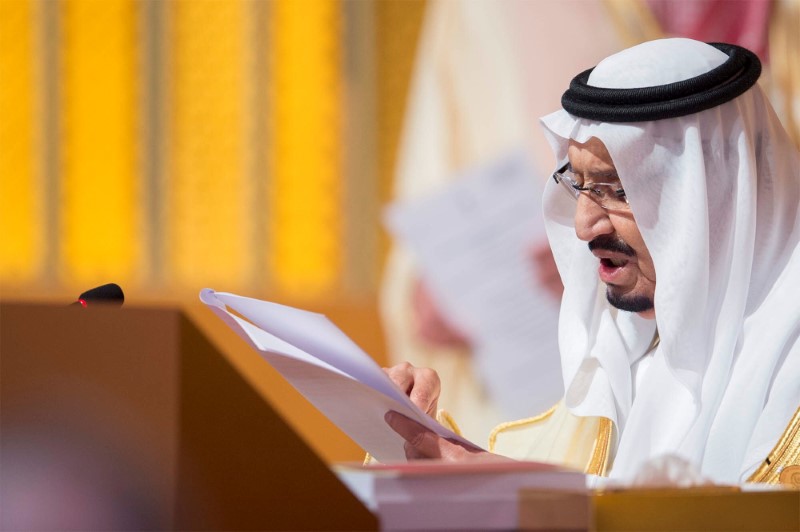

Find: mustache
<box><xmin>588</xmin><ymin>234</ymin><xmax>636</xmax><ymax>257</ymax></box>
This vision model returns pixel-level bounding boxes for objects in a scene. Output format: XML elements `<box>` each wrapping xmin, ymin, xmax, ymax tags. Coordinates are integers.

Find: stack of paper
<box><xmin>337</xmin><ymin>460</ymin><xmax>587</xmax><ymax>530</ymax></box>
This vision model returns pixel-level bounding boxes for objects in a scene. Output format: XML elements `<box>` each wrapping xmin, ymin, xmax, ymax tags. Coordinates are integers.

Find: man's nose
<box><xmin>574</xmin><ymin>194</ymin><xmax>614</xmax><ymax>242</ymax></box>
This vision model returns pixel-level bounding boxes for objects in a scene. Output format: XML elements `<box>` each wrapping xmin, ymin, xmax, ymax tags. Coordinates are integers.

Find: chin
<box><xmin>606</xmin><ymin>287</ymin><xmax>655</xmax><ymax>315</ymax></box>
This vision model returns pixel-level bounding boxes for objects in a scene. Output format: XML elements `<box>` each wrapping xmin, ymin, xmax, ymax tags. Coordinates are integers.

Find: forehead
<box><xmin>567</xmin><ymin>137</ymin><xmax>617</xmax><ymax>175</ymax></box>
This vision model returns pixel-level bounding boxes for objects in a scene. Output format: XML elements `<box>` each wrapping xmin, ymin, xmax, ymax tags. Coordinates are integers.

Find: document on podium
<box><xmin>384</xmin><ymin>152</ymin><xmax>562</xmax><ymax>419</ymax></box>
<box><xmin>336</xmin><ymin>459</ymin><xmax>587</xmax><ymax>530</ymax></box>
<box><xmin>200</xmin><ymin>288</ymin><xmax>483</xmax><ymax>462</ymax></box>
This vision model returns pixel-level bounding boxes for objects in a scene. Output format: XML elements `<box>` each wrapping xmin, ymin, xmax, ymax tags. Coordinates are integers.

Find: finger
<box><xmin>386</xmin><ymin>412</ymin><xmax>486</xmax><ymax>461</ymax></box>
<box><xmin>383</xmin><ymin>364</ymin><xmax>440</xmax><ymax>414</ymax></box>
<box><xmin>383</xmin><ymin>362</ymin><xmax>415</xmax><ymax>394</ymax></box>
<box><xmin>407</xmin><ymin>367</ymin><xmax>440</xmax><ymax>415</ymax></box>
<box><xmin>403</xmin><ymin>441</ymin><xmax>429</xmax><ymax>460</ymax></box>
<box><xmin>385</xmin><ymin>411</ymin><xmax>442</xmax><ymax>459</ymax></box>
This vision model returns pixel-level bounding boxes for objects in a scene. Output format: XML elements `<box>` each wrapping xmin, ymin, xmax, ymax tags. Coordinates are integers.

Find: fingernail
<box><xmin>384</xmin><ymin>411</ymin><xmax>395</xmax><ymax>423</ymax></box>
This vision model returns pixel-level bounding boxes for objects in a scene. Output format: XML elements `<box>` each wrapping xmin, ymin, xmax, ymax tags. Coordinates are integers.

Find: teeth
<box><xmin>610</xmin><ymin>258</ymin><xmax>625</xmax><ymax>267</ymax></box>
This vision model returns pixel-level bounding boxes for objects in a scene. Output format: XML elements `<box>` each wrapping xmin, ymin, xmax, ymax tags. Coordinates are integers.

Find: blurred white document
<box><xmin>200</xmin><ymin>289</ymin><xmax>482</xmax><ymax>462</ymax></box>
<box><xmin>385</xmin><ymin>153</ymin><xmax>562</xmax><ymax>419</ymax></box>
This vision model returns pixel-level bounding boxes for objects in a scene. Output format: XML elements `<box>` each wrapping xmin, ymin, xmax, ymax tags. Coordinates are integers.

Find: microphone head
<box><xmin>77</xmin><ymin>283</ymin><xmax>125</xmax><ymax>306</ymax></box>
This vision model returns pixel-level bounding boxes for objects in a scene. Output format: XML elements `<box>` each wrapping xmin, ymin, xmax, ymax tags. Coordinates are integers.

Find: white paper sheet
<box><xmin>200</xmin><ymin>288</ymin><xmax>483</xmax><ymax>462</ymax></box>
<box><xmin>384</xmin><ymin>152</ymin><xmax>563</xmax><ymax>419</ymax></box>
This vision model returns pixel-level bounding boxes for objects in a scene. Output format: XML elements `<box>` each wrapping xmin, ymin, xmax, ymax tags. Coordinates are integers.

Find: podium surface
<box><xmin>7</xmin><ymin>302</ymin><xmax>796</xmax><ymax>531</ymax></box>
<box><xmin>519</xmin><ymin>486</ymin><xmax>800</xmax><ymax>531</ymax></box>
<box><xmin>1</xmin><ymin>302</ymin><xmax>377</xmax><ymax>531</ymax></box>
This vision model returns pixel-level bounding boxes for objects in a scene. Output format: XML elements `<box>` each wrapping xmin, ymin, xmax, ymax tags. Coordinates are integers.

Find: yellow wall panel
<box><xmin>60</xmin><ymin>0</ymin><xmax>141</xmax><ymax>284</ymax></box>
<box><xmin>269</xmin><ymin>0</ymin><xmax>342</xmax><ymax>297</ymax></box>
<box><xmin>0</xmin><ymin>0</ymin><xmax>43</xmax><ymax>283</ymax></box>
<box><xmin>167</xmin><ymin>0</ymin><xmax>251</xmax><ymax>290</ymax></box>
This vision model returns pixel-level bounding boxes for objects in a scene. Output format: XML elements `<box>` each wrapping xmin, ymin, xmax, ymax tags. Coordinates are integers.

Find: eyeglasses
<box><xmin>552</xmin><ymin>163</ymin><xmax>630</xmax><ymax>210</ymax></box>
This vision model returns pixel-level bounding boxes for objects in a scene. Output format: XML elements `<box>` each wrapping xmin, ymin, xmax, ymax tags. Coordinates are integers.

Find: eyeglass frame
<box><xmin>551</xmin><ymin>163</ymin><xmax>630</xmax><ymax>210</ymax></box>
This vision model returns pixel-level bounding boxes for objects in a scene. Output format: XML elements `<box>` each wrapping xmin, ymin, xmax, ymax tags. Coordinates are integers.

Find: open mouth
<box><xmin>598</xmin><ymin>256</ymin><xmax>632</xmax><ymax>284</ymax></box>
<box><xmin>601</xmin><ymin>257</ymin><xmax>628</xmax><ymax>268</ymax></box>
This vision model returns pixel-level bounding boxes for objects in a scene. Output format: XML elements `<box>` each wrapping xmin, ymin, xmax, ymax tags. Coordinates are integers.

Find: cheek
<box><xmin>615</xmin><ymin>219</ymin><xmax>655</xmax><ymax>281</ymax></box>
<box><xmin>631</xmin><ymin>237</ymin><xmax>656</xmax><ymax>284</ymax></box>
<box><xmin>639</xmin><ymin>253</ymin><xmax>656</xmax><ymax>283</ymax></box>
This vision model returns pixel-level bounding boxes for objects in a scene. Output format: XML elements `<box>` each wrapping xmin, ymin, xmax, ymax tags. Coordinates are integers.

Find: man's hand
<box><xmin>384</xmin><ymin>411</ymin><xmax>504</xmax><ymax>462</ymax></box>
<box><xmin>412</xmin><ymin>280</ymin><xmax>470</xmax><ymax>348</ymax></box>
<box><xmin>383</xmin><ymin>362</ymin><xmax>441</xmax><ymax>416</ymax></box>
<box><xmin>382</xmin><ymin>362</ymin><xmax>510</xmax><ymax>462</ymax></box>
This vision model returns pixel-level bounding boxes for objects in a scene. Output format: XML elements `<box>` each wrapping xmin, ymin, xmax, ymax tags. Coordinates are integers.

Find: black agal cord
<box><xmin>561</xmin><ymin>43</ymin><xmax>761</xmax><ymax>122</ymax></box>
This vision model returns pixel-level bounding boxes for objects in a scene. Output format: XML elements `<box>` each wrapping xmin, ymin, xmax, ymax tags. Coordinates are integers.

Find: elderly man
<box><xmin>384</xmin><ymin>38</ymin><xmax>800</xmax><ymax>485</ymax></box>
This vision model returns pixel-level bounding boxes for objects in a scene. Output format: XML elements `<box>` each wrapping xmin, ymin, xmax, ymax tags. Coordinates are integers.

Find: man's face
<box><xmin>568</xmin><ymin>138</ymin><xmax>656</xmax><ymax>319</ymax></box>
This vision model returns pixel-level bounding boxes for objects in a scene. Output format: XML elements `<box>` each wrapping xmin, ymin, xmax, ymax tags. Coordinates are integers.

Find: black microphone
<box><xmin>72</xmin><ymin>283</ymin><xmax>125</xmax><ymax>307</ymax></box>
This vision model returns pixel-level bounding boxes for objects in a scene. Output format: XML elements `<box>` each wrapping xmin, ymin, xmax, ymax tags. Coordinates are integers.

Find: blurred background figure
<box><xmin>380</xmin><ymin>0</ymin><xmax>625</xmax><ymax>441</ymax></box>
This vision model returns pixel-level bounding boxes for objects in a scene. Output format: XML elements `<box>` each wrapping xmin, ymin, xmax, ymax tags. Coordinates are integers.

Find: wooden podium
<box><xmin>0</xmin><ymin>302</ymin><xmax>377</xmax><ymax>531</ymax></box>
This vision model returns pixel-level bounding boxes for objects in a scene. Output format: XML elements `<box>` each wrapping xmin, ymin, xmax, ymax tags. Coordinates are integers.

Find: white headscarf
<box><xmin>541</xmin><ymin>38</ymin><xmax>800</xmax><ymax>483</ymax></box>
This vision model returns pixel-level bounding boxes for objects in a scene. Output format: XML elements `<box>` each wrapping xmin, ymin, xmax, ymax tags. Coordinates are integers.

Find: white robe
<box><xmin>540</xmin><ymin>38</ymin><xmax>800</xmax><ymax>483</ymax></box>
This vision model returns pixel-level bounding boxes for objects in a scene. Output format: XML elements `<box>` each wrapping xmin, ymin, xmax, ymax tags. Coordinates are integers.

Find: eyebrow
<box><xmin>566</xmin><ymin>163</ymin><xmax>619</xmax><ymax>181</ymax></box>
<box><xmin>587</xmin><ymin>170</ymin><xmax>620</xmax><ymax>181</ymax></box>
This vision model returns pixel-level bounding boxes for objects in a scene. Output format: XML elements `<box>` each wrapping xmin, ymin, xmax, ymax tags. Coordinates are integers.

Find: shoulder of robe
<box><xmin>488</xmin><ymin>401</ymin><xmax>614</xmax><ymax>476</ymax></box>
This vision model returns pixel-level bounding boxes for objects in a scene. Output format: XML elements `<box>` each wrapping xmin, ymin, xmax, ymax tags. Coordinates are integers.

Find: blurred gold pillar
<box><xmin>166</xmin><ymin>0</ymin><xmax>252</xmax><ymax>291</ymax></box>
<box><xmin>60</xmin><ymin>0</ymin><xmax>141</xmax><ymax>285</ymax></box>
<box><xmin>0</xmin><ymin>0</ymin><xmax>43</xmax><ymax>284</ymax></box>
<box><xmin>0</xmin><ymin>0</ymin><xmax>428</xmax><ymax>303</ymax></box>
<box><xmin>269</xmin><ymin>0</ymin><xmax>343</xmax><ymax>298</ymax></box>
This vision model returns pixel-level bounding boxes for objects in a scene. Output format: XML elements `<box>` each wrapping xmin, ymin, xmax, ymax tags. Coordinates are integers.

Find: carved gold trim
<box><xmin>778</xmin><ymin>465</ymin><xmax>800</xmax><ymax>489</ymax></box>
<box><xmin>747</xmin><ymin>406</ymin><xmax>800</xmax><ymax>485</ymax></box>
<box><xmin>487</xmin><ymin>404</ymin><xmax>559</xmax><ymax>453</ymax></box>
<box><xmin>586</xmin><ymin>418</ymin><xmax>614</xmax><ymax>477</ymax></box>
